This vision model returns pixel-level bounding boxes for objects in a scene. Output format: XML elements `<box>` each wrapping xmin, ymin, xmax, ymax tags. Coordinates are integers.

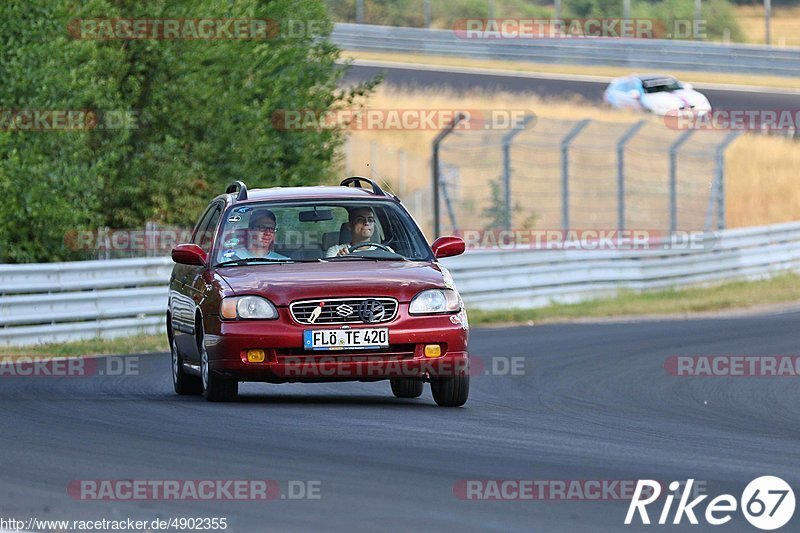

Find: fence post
<box><xmin>716</xmin><ymin>131</ymin><xmax>740</xmax><ymax>231</ymax></box>
<box><xmin>432</xmin><ymin>113</ymin><xmax>466</xmax><ymax>238</ymax></box>
<box><xmin>616</xmin><ymin>120</ymin><xmax>646</xmax><ymax>231</ymax></box>
<box><xmin>560</xmin><ymin>119</ymin><xmax>591</xmax><ymax>230</ymax></box>
<box><xmin>668</xmin><ymin>130</ymin><xmax>694</xmax><ymax>233</ymax></box>
<box><xmin>501</xmin><ymin>114</ymin><xmax>535</xmax><ymax>231</ymax></box>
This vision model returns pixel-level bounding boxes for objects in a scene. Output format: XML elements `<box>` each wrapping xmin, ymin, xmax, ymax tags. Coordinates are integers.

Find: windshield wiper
<box><xmin>215</xmin><ymin>258</ymin><xmax>294</xmax><ymax>267</ymax></box>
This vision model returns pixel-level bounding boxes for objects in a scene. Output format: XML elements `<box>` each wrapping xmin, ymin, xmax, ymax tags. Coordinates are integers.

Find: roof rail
<box><xmin>340</xmin><ymin>176</ymin><xmax>386</xmax><ymax>196</ymax></box>
<box><xmin>225</xmin><ymin>181</ymin><xmax>248</xmax><ymax>201</ymax></box>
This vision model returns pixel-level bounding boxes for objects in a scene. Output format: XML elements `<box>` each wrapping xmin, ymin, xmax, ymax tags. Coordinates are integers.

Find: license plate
<box><xmin>303</xmin><ymin>328</ymin><xmax>389</xmax><ymax>350</ymax></box>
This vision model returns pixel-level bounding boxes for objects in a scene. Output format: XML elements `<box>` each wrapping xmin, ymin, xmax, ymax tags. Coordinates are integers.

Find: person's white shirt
<box><xmin>221</xmin><ymin>247</ymin><xmax>290</xmax><ymax>261</ymax></box>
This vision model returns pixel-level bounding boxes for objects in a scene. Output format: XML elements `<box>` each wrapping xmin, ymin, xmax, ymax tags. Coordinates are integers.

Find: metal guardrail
<box><xmin>331</xmin><ymin>23</ymin><xmax>800</xmax><ymax>76</ymax></box>
<box><xmin>443</xmin><ymin>221</ymin><xmax>800</xmax><ymax>309</ymax></box>
<box><xmin>0</xmin><ymin>258</ymin><xmax>172</xmax><ymax>346</ymax></box>
<box><xmin>2</xmin><ymin>221</ymin><xmax>800</xmax><ymax>346</ymax></box>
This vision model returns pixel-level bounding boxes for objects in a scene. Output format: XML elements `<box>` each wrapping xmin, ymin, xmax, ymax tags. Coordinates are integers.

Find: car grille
<box><xmin>289</xmin><ymin>297</ymin><xmax>398</xmax><ymax>325</ymax></box>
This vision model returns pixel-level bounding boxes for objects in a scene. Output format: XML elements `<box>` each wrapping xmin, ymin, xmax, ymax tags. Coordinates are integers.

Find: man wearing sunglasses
<box><xmin>325</xmin><ymin>206</ymin><xmax>393</xmax><ymax>258</ymax></box>
<box><xmin>221</xmin><ymin>208</ymin><xmax>289</xmax><ymax>261</ymax></box>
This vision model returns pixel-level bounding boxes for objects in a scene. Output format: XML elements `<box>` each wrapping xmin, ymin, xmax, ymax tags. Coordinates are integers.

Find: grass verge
<box><xmin>3</xmin><ymin>274</ymin><xmax>800</xmax><ymax>356</ymax></box>
<box><xmin>0</xmin><ymin>334</ymin><xmax>168</xmax><ymax>358</ymax></box>
<box><xmin>468</xmin><ymin>273</ymin><xmax>800</xmax><ymax>325</ymax></box>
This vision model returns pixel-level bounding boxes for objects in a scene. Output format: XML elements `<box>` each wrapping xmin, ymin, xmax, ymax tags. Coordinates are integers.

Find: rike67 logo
<box><xmin>626</xmin><ymin>477</ymin><xmax>795</xmax><ymax>530</ymax></box>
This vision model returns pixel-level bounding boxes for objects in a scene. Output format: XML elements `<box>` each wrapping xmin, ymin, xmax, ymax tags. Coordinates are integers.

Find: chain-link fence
<box><xmin>345</xmin><ymin>118</ymin><xmax>741</xmax><ymax>238</ymax></box>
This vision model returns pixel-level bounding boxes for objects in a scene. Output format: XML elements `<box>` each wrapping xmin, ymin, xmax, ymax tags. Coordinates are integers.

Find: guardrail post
<box><xmin>432</xmin><ymin>113</ymin><xmax>466</xmax><ymax>238</ymax></box>
<box><xmin>617</xmin><ymin>120</ymin><xmax>646</xmax><ymax>231</ymax></box>
<box><xmin>560</xmin><ymin>119</ymin><xmax>591</xmax><ymax>230</ymax></box>
<box><xmin>668</xmin><ymin>130</ymin><xmax>694</xmax><ymax>232</ymax></box>
<box><xmin>501</xmin><ymin>114</ymin><xmax>535</xmax><ymax>231</ymax></box>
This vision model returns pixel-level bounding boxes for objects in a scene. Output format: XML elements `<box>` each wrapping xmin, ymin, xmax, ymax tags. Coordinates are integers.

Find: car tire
<box><xmin>431</xmin><ymin>374</ymin><xmax>469</xmax><ymax>407</ymax></box>
<box><xmin>200</xmin><ymin>330</ymin><xmax>238</xmax><ymax>402</ymax></box>
<box><xmin>390</xmin><ymin>378</ymin><xmax>423</xmax><ymax>398</ymax></box>
<box><xmin>170</xmin><ymin>325</ymin><xmax>202</xmax><ymax>395</ymax></box>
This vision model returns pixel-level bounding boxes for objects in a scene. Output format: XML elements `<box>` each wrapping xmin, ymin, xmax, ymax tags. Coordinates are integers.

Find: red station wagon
<box><xmin>168</xmin><ymin>177</ymin><xmax>470</xmax><ymax>406</ymax></box>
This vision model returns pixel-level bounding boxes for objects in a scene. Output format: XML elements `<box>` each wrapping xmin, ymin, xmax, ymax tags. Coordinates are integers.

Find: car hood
<box><xmin>644</xmin><ymin>90</ymin><xmax>710</xmax><ymax>113</ymax></box>
<box><xmin>217</xmin><ymin>260</ymin><xmax>447</xmax><ymax>305</ymax></box>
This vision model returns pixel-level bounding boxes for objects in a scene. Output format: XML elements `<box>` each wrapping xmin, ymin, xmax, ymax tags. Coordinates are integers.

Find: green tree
<box><xmin>0</xmin><ymin>0</ymin><xmax>130</xmax><ymax>263</ymax></box>
<box><xmin>0</xmin><ymin>0</ymin><xmax>374</xmax><ymax>262</ymax></box>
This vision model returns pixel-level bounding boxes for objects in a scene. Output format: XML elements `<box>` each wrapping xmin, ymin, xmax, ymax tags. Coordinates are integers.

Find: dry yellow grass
<box><xmin>736</xmin><ymin>5</ymin><xmax>800</xmax><ymax>46</ymax></box>
<box><xmin>342</xmin><ymin>85</ymin><xmax>800</xmax><ymax>231</ymax></box>
<box><xmin>727</xmin><ymin>133</ymin><xmax>800</xmax><ymax>226</ymax></box>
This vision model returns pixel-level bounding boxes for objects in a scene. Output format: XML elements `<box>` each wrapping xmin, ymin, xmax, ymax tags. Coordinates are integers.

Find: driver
<box><xmin>325</xmin><ymin>206</ymin><xmax>392</xmax><ymax>257</ymax></box>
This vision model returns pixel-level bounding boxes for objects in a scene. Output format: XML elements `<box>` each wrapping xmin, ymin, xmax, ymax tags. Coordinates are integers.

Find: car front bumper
<box><xmin>202</xmin><ymin>308</ymin><xmax>469</xmax><ymax>383</ymax></box>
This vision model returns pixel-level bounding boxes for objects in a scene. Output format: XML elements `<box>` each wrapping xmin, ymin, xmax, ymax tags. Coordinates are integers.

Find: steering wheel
<box><xmin>348</xmin><ymin>242</ymin><xmax>394</xmax><ymax>253</ymax></box>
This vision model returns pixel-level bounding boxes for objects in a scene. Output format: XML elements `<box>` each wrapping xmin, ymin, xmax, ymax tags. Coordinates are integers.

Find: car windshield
<box><xmin>213</xmin><ymin>200</ymin><xmax>433</xmax><ymax>265</ymax></box>
<box><xmin>641</xmin><ymin>77</ymin><xmax>683</xmax><ymax>93</ymax></box>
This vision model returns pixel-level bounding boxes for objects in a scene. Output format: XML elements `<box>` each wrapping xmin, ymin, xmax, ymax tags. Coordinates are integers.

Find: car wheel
<box><xmin>172</xmin><ymin>336</ymin><xmax>202</xmax><ymax>395</ymax></box>
<box><xmin>390</xmin><ymin>378</ymin><xmax>423</xmax><ymax>398</ymax></box>
<box><xmin>200</xmin><ymin>331</ymin><xmax>238</xmax><ymax>402</ymax></box>
<box><xmin>431</xmin><ymin>374</ymin><xmax>469</xmax><ymax>407</ymax></box>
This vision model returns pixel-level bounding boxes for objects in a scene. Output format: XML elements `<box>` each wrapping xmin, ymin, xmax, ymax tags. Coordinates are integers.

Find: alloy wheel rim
<box><xmin>171</xmin><ymin>339</ymin><xmax>179</xmax><ymax>385</ymax></box>
<box><xmin>201</xmin><ymin>347</ymin><xmax>209</xmax><ymax>390</ymax></box>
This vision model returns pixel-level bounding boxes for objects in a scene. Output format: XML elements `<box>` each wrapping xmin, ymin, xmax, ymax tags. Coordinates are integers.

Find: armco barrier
<box><xmin>0</xmin><ymin>258</ymin><xmax>172</xmax><ymax>347</ymax></box>
<box><xmin>331</xmin><ymin>23</ymin><xmax>800</xmax><ymax>77</ymax></box>
<box><xmin>2</xmin><ymin>222</ymin><xmax>800</xmax><ymax>346</ymax></box>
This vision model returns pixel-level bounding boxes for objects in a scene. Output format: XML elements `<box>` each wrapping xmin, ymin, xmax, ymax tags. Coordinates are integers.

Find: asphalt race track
<box><xmin>3</xmin><ymin>312</ymin><xmax>800</xmax><ymax>532</ymax></box>
<box><xmin>342</xmin><ymin>63</ymin><xmax>800</xmax><ymax>112</ymax></box>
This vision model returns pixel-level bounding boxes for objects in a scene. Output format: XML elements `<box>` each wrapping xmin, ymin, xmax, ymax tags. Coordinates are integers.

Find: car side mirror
<box><xmin>682</xmin><ymin>83</ymin><xmax>693</xmax><ymax>91</ymax></box>
<box><xmin>432</xmin><ymin>236</ymin><xmax>465</xmax><ymax>259</ymax></box>
<box><xmin>172</xmin><ymin>244</ymin><xmax>207</xmax><ymax>266</ymax></box>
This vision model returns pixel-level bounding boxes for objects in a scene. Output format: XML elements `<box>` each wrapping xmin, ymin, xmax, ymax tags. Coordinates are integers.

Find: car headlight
<box><xmin>409</xmin><ymin>289</ymin><xmax>461</xmax><ymax>315</ymax></box>
<box><xmin>220</xmin><ymin>296</ymin><xmax>278</xmax><ymax>320</ymax></box>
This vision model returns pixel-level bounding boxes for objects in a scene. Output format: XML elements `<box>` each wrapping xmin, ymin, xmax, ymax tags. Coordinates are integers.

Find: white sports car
<box><xmin>604</xmin><ymin>74</ymin><xmax>711</xmax><ymax>117</ymax></box>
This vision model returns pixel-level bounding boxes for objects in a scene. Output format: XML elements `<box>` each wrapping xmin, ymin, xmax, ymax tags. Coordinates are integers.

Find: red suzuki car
<box><xmin>168</xmin><ymin>177</ymin><xmax>469</xmax><ymax>406</ymax></box>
